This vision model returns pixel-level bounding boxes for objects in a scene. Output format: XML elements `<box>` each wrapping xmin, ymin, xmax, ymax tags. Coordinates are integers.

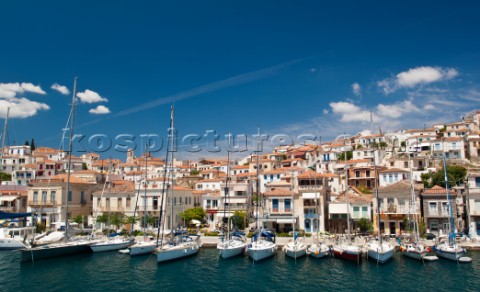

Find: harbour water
<box><xmin>1</xmin><ymin>248</ymin><xmax>479</xmax><ymax>291</ymax></box>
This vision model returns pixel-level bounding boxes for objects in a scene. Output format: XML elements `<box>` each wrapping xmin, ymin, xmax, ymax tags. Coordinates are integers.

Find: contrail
<box><xmin>78</xmin><ymin>59</ymin><xmax>302</xmax><ymax>127</ymax></box>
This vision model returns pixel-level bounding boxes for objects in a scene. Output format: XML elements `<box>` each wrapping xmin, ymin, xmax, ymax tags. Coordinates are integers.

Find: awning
<box><xmin>215</xmin><ymin>212</ymin><xmax>233</xmax><ymax>218</ymax></box>
<box><xmin>226</xmin><ymin>198</ymin><xmax>246</xmax><ymax>203</ymax></box>
<box><xmin>276</xmin><ymin>218</ymin><xmax>296</xmax><ymax>224</ymax></box>
<box><xmin>0</xmin><ymin>196</ymin><xmax>17</xmax><ymax>202</ymax></box>
<box><xmin>302</xmin><ymin>192</ymin><xmax>320</xmax><ymax>199</ymax></box>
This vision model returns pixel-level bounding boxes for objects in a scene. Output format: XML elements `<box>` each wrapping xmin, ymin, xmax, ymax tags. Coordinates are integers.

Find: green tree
<box><xmin>24</xmin><ymin>140</ymin><xmax>30</xmax><ymax>146</ymax></box>
<box><xmin>179</xmin><ymin>207</ymin><xmax>206</xmax><ymax>223</ymax></box>
<box><xmin>231</xmin><ymin>211</ymin><xmax>246</xmax><ymax>230</ymax></box>
<box><xmin>421</xmin><ymin>166</ymin><xmax>466</xmax><ymax>188</ymax></box>
<box><xmin>30</xmin><ymin>138</ymin><xmax>36</xmax><ymax>151</ymax></box>
<box><xmin>379</xmin><ymin>141</ymin><xmax>388</xmax><ymax>149</ymax></box>
<box><xmin>110</xmin><ymin>212</ymin><xmax>126</xmax><ymax>230</ymax></box>
<box><xmin>73</xmin><ymin>215</ymin><xmax>84</xmax><ymax>225</ymax></box>
<box><xmin>82</xmin><ymin>163</ymin><xmax>88</xmax><ymax>170</ymax></box>
<box><xmin>0</xmin><ymin>172</ymin><xmax>12</xmax><ymax>181</ymax></box>
<box><xmin>337</xmin><ymin>151</ymin><xmax>353</xmax><ymax>161</ymax></box>
<box><xmin>357</xmin><ymin>218</ymin><xmax>373</xmax><ymax>232</ymax></box>
<box><xmin>189</xmin><ymin>170</ymin><xmax>200</xmax><ymax>175</ymax></box>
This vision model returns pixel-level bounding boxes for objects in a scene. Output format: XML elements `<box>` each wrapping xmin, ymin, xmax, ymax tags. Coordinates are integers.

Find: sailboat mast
<box><xmin>255</xmin><ymin>127</ymin><xmax>260</xmax><ymax>230</ymax></box>
<box><xmin>0</xmin><ymin>107</ymin><xmax>9</xmax><ymax>168</ymax></box>
<box><xmin>65</xmin><ymin>77</ymin><xmax>77</xmax><ymax>233</ymax></box>
<box><xmin>169</xmin><ymin>105</ymin><xmax>175</xmax><ymax>239</ymax></box>
<box><xmin>407</xmin><ymin>148</ymin><xmax>418</xmax><ymax>241</ymax></box>
<box><xmin>143</xmin><ymin>144</ymin><xmax>148</xmax><ymax>240</ymax></box>
<box><xmin>156</xmin><ymin>106</ymin><xmax>174</xmax><ymax>246</ymax></box>
<box><xmin>224</xmin><ymin>134</ymin><xmax>231</xmax><ymax>240</ymax></box>
<box><xmin>344</xmin><ymin>134</ymin><xmax>351</xmax><ymax>240</ymax></box>
<box><xmin>291</xmin><ymin>170</ymin><xmax>295</xmax><ymax>241</ymax></box>
<box><xmin>442</xmin><ymin>155</ymin><xmax>456</xmax><ymax>244</ymax></box>
<box><xmin>373</xmin><ymin>150</ymin><xmax>382</xmax><ymax>244</ymax></box>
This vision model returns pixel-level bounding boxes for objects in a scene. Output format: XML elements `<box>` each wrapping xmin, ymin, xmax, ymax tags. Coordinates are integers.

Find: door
<box><xmin>389</xmin><ymin>221</ymin><xmax>396</xmax><ymax>235</ymax></box>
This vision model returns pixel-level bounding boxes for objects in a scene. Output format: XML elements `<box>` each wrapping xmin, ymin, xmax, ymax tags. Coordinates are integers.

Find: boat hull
<box><xmin>20</xmin><ymin>241</ymin><xmax>91</xmax><ymax>263</ymax></box>
<box><xmin>403</xmin><ymin>250</ymin><xmax>426</xmax><ymax>261</ymax></box>
<box><xmin>435</xmin><ymin>247</ymin><xmax>466</xmax><ymax>261</ymax></box>
<box><xmin>247</xmin><ymin>242</ymin><xmax>277</xmax><ymax>262</ymax></box>
<box><xmin>283</xmin><ymin>243</ymin><xmax>307</xmax><ymax>259</ymax></box>
<box><xmin>307</xmin><ymin>245</ymin><xmax>330</xmax><ymax>259</ymax></box>
<box><xmin>129</xmin><ymin>241</ymin><xmax>157</xmax><ymax>256</ymax></box>
<box><xmin>156</xmin><ymin>242</ymin><xmax>200</xmax><ymax>263</ymax></box>
<box><xmin>217</xmin><ymin>241</ymin><xmax>246</xmax><ymax>259</ymax></box>
<box><xmin>90</xmin><ymin>239</ymin><xmax>134</xmax><ymax>253</ymax></box>
<box><xmin>367</xmin><ymin>248</ymin><xmax>395</xmax><ymax>263</ymax></box>
<box><xmin>333</xmin><ymin>249</ymin><xmax>361</xmax><ymax>262</ymax></box>
<box><xmin>0</xmin><ymin>238</ymin><xmax>27</xmax><ymax>250</ymax></box>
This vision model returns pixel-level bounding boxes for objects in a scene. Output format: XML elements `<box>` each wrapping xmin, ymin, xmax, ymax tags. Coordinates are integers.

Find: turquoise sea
<box><xmin>1</xmin><ymin>248</ymin><xmax>479</xmax><ymax>292</ymax></box>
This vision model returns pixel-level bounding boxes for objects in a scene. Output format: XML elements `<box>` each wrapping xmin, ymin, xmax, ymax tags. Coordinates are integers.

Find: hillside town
<box><xmin>2</xmin><ymin>110</ymin><xmax>480</xmax><ymax>242</ymax></box>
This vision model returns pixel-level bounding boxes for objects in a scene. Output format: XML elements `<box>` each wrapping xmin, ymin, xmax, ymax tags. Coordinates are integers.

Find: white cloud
<box><xmin>51</xmin><ymin>83</ymin><xmax>70</xmax><ymax>95</ymax></box>
<box><xmin>329</xmin><ymin>101</ymin><xmax>372</xmax><ymax>122</ymax></box>
<box><xmin>352</xmin><ymin>82</ymin><xmax>361</xmax><ymax>96</ymax></box>
<box><xmin>322</xmin><ymin>109</ymin><xmax>329</xmax><ymax>114</ymax></box>
<box><xmin>0</xmin><ymin>97</ymin><xmax>50</xmax><ymax>118</ymax></box>
<box><xmin>376</xmin><ymin>100</ymin><xmax>420</xmax><ymax>119</ymax></box>
<box><xmin>76</xmin><ymin>89</ymin><xmax>108</xmax><ymax>104</ymax></box>
<box><xmin>424</xmin><ymin>104</ymin><xmax>435</xmax><ymax>110</ymax></box>
<box><xmin>89</xmin><ymin>105</ymin><xmax>110</xmax><ymax>114</ymax></box>
<box><xmin>0</xmin><ymin>82</ymin><xmax>46</xmax><ymax>98</ymax></box>
<box><xmin>378</xmin><ymin>66</ymin><xmax>458</xmax><ymax>94</ymax></box>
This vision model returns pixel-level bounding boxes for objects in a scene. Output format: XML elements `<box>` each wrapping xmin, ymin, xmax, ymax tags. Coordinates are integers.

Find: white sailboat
<box><xmin>89</xmin><ymin>169</ymin><xmax>134</xmax><ymax>253</ymax></box>
<box><xmin>333</xmin><ymin>137</ymin><xmax>362</xmax><ymax>263</ymax></box>
<box><xmin>283</xmin><ymin>173</ymin><xmax>306</xmax><ymax>259</ymax></box>
<box><xmin>246</xmin><ymin>130</ymin><xmax>277</xmax><ymax>262</ymax></box>
<box><xmin>247</xmin><ymin>229</ymin><xmax>277</xmax><ymax>262</ymax></box>
<box><xmin>21</xmin><ymin>78</ymin><xmax>93</xmax><ymax>263</ymax></box>
<box><xmin>307</xmin><ymin>179</ymin><xmax>330</xmax><ymax>259</ymax></box>
<box><xmin>155</xmin><ymin>105</ymin><xmax>201</xmax><ymax>263</ymax></box>
<box><xmin>126</xmin><ymin>149</ymin><xmax>158</xmax><ymax>256</ymax></box>
<box><xmin>434</xmin><ymin>156</ymin><xmax>468</xmax><ymax>262</ymax></box>
<box><xmin>0</xmin><ymin>225</ymin><xmax>35</xmax><ymax>249</ymax></box>
<box><xmin>401</xmin><ymin>150</ymin><xmax>438</xmax><ymax>261</ymax></box>
<box><xmin>366</xmin><ymin>150</ymin><xmax>395</xmax><ymax>264</ymax></box>
<box><xmin>217</xmin><ymin>144</ymin><xmax>247</xmax><ymax>259</ymax></box>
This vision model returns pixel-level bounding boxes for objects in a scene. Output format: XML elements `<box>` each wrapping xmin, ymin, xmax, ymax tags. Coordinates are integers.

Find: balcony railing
<box><xmin>28</xmin><ymin>200</ymin><xmax>55</xmax><ymax>207</ymax></box>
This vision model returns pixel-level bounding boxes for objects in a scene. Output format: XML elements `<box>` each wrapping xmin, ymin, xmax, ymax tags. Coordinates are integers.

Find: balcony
<box><xmin>28</xmin><ymin>200</ymin><xmax>55</xmax><ymax>207</ymax></box>
<box><xmin>0</xmin><ymin>206</ymin><xmax>16</xmax><ymax>212</ymax></box>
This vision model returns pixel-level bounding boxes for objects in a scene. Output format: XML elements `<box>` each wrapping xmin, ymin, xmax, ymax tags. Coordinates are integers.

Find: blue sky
<box><xmin>1</xmin><ymin>1</ymin><xmax>480</xmax><ymax>159</ymax></box>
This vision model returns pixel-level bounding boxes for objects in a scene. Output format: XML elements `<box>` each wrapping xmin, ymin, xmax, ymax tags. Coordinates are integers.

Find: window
<box><xmin>271</xmin><ymin>199</ymin><xmax>279</xmax><ymax>212</ymax></box>
<box><xmin>404</xmin><ymin>161</ymin><xmax>408</xmax><ymax>168</ymax></box>
<box><xmin>430</xmin><ymin>220</ymin><xmax>438</xmax><ymax>231</ymax></box>
<box><xmin>284</xmin><ymin>199</ymin><xmax>291</xmax><ymax>212</ymax></box>
<box><xmin>353</xmin><ymin>206</ymin><xmax>359</xmax><ymax>218</ymax></box>
<box><xmin>429</xmin><ymin>202</ymin><xmax>438</xmax><ymax>215</ymax></box>
<box><xmin>42</xmin><ymin>191</ymin><xmax>47</xmax><ymax>203</ymax></box>
<box><xmin>390</xmin><ymin>162</ymin><xmax>394</xmax><ymax>167</ymax></box>
<box><xmin>362</xmin><ymin>206</ymin><xmax>368</xmax><ymax>218</ymax></box>
<box><xmin>126</xmin><ymin>197</ymin><xmax>131</xmax><ymax>208</ymax></box>
<box><xmin>68</xmin><ymin>191</ymin><xmax>72</xmax><ymax>202</ymax></box>
<box><xmin>441</xmin><ymin>202</ymin><xmax>449</xmax><ymax>216</ymax></box>
<box><xmin>50</xmin><ymin>191</ymin><xmax>56</xmax><ymax>203</ymax></box>
<box><xmin>474</xmin><ymin>200</ymin><xmax>480</xmax><ymax>213</ymax></box>
<box><xmin>33</xmin><ymin>191</ymin><xmax>38</xmax><ymax>202</ymax></box>
<box><xmin>80</xmin><ymin>191</ymin><xmax>85</xmax><ymax>204</ymax></box>
<box><xmin>105</xmin><ymin>198</ymin><xmax>110</xmax><ymax>208</ymax></box>
<box><xmin>117</xmin><ymin>198</ymin><xmax>122</xmax><ymax>209</ymax></box>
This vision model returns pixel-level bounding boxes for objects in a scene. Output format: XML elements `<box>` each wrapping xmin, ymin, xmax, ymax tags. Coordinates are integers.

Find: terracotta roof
<box><xmin>423</xmin><ymin>185</ymin><xmax>452</xmax><ymax>195</ymax></box>
<box><xmin>264</xmin><ymin>188</ymin><xmax>296</xmax><ymax>197</ymax></box>
<box><xmin>298</xmin><ymin>169</ymin><xmax>339</xmax><ymax>179</ymax></box>
<box><xmin>335</xmin><ymin>190</ymin><xmax>372</xmax><ymax>203</ymax></box>
<box><xmin>231</xmin><ymin>165</ymin><xmax>249</xmax><ymax>170</ymax></box>
<box><xmin>379</xmin><ymin>168</ymin><xmax>409</xmax><ymax>173</ymax></box>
